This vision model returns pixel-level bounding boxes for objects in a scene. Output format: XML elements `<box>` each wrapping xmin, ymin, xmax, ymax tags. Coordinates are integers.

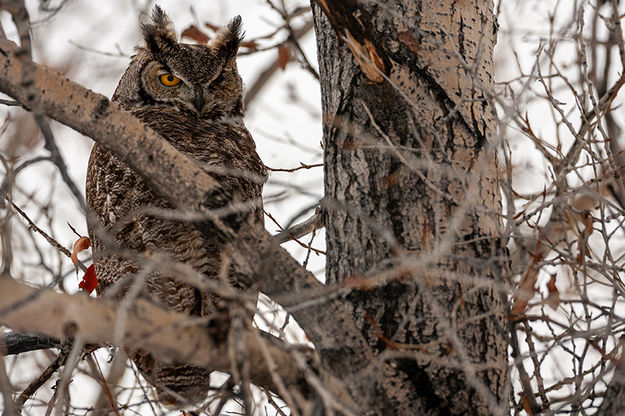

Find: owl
<box><xmin>86</xmin><ymin>6</ymin><xmax>267</xmax><ymax>406</ymax></box>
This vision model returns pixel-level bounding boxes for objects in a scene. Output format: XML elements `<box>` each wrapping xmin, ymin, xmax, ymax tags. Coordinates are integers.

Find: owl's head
<box><xmin>113</xmin><ymin>6</ymin><xmax>244</xmax><ymax>119</ymax></box>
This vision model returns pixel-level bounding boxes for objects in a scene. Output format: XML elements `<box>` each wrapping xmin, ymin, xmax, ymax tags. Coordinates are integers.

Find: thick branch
<box><xmin>0</xmin><ymin>278</ymin><xmax>308</xmax><ymax>399</ymax></box>
<box><xmin>0</xmin><ymin>332</ymin><xmax>61</xmax><ymax>355</ymax></box>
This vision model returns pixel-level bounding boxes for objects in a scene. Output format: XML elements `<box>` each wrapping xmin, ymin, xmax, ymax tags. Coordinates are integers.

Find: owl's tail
<box><xmin>131</xmin><ymin>350</ymin><xmax>212</xmax><ymax>408</ymax></box>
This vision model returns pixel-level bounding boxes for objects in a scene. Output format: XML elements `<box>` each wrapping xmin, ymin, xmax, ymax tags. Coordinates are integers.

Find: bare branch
<box><xmin>0</xmin><ymin>276</ymin><xmax>358</xmax><ymax>412</ymax></box>
<box><xmin>0</xmin><ymin>332</ymin><xmax>61</xmax><ymax>355</ymax></box>
<box><xmin>273</xmin><ymin>209</ymin><xmax>324</xmax><ymax>244</ymax></box>
<box><xmin>15</xmin><ymin>352</ymin><xmax>66</xmax><ymax>412</ymax></box>
<box><xmin>243</xmin><ymin>19</ymin><xmax>315</xmax><ymax>107</ymax></box>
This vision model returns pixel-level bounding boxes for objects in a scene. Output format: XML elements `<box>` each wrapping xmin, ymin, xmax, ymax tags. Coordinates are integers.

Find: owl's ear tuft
<box><xmin>141</xmin><ymin>6</ymin><xmax>177</xmax><ymax>54</ymax></box>
<box><xmin>212</xmin><ymin>15</ymin><xmax>244</xmax><ymax>60</ymax></box>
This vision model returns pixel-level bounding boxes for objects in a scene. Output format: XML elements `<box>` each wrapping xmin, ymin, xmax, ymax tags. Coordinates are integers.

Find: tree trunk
<box><xmin>596</xmin><ymin>361</ymin><xmax>625</xmax><ymax>416</ymax></box>
<box><xmin>313</xmin><ymin>1</ymin><xmax>509</xmax><ymax>414</ymax></box>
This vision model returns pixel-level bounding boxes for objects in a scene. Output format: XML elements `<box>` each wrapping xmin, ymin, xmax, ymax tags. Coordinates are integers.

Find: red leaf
<box><xmin>79</xmin><ymin>264</ymin><xmax>97</xmax><ymax>294</ymax></box>
<box><xmin>277</xmin><ymin>46</ymin><xmax>290</xmax><ymax>70</ymax></box>
<box><xmin>181</xmin><ymin>25</ymin><xmax>210</xmax><ymax>44</ymax></box>
<box><xmin>71</xmin><ymin>236</ymin><xmax>91</xmax><ymax>266</ymax></box>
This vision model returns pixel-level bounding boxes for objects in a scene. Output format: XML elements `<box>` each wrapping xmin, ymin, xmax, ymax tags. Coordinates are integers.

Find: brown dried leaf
<box><xmin>71</xmin><ymin>236</ymin><xmax>91</xmax><ymax>266</ymax></box>
<box><xmin>511</xmin><ymin>259</ymin><xmax>540</xmax><ymax>315</ymax></box>
<box><xmin>277</xmin><ymin>45</ymin><xmax>290</xmax><ymax>70</ymax></box>
<box><xmin>511</xmin><ymin>299</ymin><xmax>529</xmax><ymax>316</ymax></box>
<box><xmin>181</xmin><ymin>25</ymin><xmax>210</xmax><ymax>44</ymax></box>
<box><xmin>240</xmin><ymin>40</ymin><xmax>258</xmax><ymax>50</ymax></box>
<box><xmin>546</xmin><ymin>274</ymin><xmax>560</xmax><ymax>310</ymax></box>
<box><xmin>570</xmin><ymin>191</ymin><xmax>599</xmax><ymax>211</ymax></box>
<box><xmin>398</xmin><ymin>30</ymin><xmax>420</xmax><ymax>55</ymax></box>
<box><xmin>522</xmin><ymin>394</ymin><xmax>534</xmax><ymax>415</ymax></box>
<box><xmin>204</xmin><ymin>21</ymin><xmax>220</xmax><ymax>32</ymax></box>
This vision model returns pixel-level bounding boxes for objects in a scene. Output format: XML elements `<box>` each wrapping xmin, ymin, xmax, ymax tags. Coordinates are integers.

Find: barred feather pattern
<box><xmin>86</xmin><ymin>7</ymin><xmax>266</xmax><ymax>407</ymax></box>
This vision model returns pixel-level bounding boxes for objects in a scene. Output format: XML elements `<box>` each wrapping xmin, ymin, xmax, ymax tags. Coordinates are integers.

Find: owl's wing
<box><xmin>86</xmin><ymin>143</ymin><xmax>208</xmax><ymax>315</ymax></box>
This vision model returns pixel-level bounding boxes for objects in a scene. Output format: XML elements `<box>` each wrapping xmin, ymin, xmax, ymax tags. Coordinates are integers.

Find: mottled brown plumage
<box><xmin>86</xmin><ymin>6</ymin><xmax>266</xmax><ymax>406</ymax></box>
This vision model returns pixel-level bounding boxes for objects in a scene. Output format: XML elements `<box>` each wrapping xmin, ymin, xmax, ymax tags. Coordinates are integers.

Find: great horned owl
<box><xmin>86</xmin><ymin>7</ymin><xmax>267</xmax><ymax>406</ymax></box>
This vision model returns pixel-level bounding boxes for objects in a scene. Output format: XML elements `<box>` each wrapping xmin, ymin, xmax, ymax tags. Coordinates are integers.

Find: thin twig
<box><xmin>0</xmin><ymin>99</ymin><xmax>21</xmax><ymax>106</ymax></box>
<box><xmin>243</xmin><ymin>19</ymin><xmax>314</xmax><ymax>107</ymax></box>
<box><xmin>5</xmin><ymin>197</ymin><xmax>87</xmax><ymax>272</ymax></box>
<box><xmin>15</xmin><ymin>352</ymin><xmax>67</xmax><ymax>411</ymax></box>
<box><xmin>266</xmin><ymin>162</ymin><xmax>323</xmax><ymax>172</ymax></box>
<box><xmin>268</xmin><ymin>209</ymin><xmax>325</xmax><ymax>254</ymax></box>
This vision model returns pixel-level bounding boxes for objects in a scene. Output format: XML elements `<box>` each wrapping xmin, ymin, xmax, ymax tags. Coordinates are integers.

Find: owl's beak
<box><xmin>194</xmin><ymin>86</ymin><xmax>204</xmax><ymax>112</ymax></box>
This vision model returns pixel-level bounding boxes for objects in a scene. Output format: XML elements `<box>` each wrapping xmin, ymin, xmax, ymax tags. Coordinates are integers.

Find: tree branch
<box><xmin>15</xmin><ymin>352</ymin><xmax>67</xmax><ymax>412</ymax></box>
<box><xmin>273</xmin><ymin>209</ymin><xmax>324</xmax><ymax>244</ymax></box>
<box><xmin>0</xmin><ymin>332</ymin><xmax>61</xmax><ymax>355</ymax></box>
<box><xmin>0</xmin><ymin>277</ymin><xmax>352</xmax><ymax>412</ymax></box>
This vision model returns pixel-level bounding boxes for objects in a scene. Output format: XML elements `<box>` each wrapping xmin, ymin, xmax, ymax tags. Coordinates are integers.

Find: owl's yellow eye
<box><xmin>159</xmin><ymin>73</ymin><xmax>180</xmax><ymax>86</ymax></box>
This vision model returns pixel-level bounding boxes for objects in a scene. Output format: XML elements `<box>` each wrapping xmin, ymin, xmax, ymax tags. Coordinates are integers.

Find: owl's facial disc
<box><xmin>140</xmin><ymin>49</ymin><xmax>242</xmax><ymax>119</ymax></box>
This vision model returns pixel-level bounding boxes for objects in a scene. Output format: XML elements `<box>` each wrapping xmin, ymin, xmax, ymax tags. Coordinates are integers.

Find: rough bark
<box><xmin>0</xmin><ymin>278</ymin><xmax>300</xmax><ymax>396</ymax></box>
<box><xmin>596</xmin><ymin>360</ymin><xmax>625</xmax><ymax>416</ymax></box>
<box><xmin>313</xmin><ymin>1</ymin><xmax>509</xmax><ymax>414</ymax></box>
<box><xmin>0</xmin><ymin>277</ymin><xmax>362</xmax><ymax>413</ymax></box>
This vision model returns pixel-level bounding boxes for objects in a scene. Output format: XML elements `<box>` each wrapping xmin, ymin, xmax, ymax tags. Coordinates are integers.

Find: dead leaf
<box><xmin>204</xmin><ymin>21</ymin><xmax>220</xmax><ymax>32</ymax></box>
<box><xmin>521</xmin><ymin>394</ymin><xmax>534</xmax><ymax>415</ymax></box>
<box><xmin>71</xmin><ymin>236</ymin><xmax>91</xmax><ymax>266</ymax></box>
<box><xmin>240</xmin><ymin>40</ymin><xmax>258</xmax><ymax>50</ymax></box>
<box><xmin>511</xmin><ymin>258</ymin><xmax>540</xmax><ymax>315</ymax></box>
<box><xmin>181</xmin><ymin>25</ymin><xmax>210</xmax><ymax>44</ymax></box>
<box><xmin>546</xmin><ymin>274</ymin><xmax>560</xmax><ymax>310</ymax></box>
<box><xmin>398</xmin><ymin>30</ymin><xmax>420</xmax><ymax>55</ymax></box>
<box><xmin>277</xmin><ymin>45</ymin><xmax>290</xmax><ymax>70</ymax></box>
<box><xmin>511</xmin><ymin>299</ymin><xmax>529</xmax><ymax>316</ymax></box>
<box><xmin>570</xmin><ymin>191</ymin><xmax>598</xmax><ymax>211</ymax></box>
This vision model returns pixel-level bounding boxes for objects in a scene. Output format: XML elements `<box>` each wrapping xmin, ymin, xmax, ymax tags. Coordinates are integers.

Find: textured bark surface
<box><xmin>313</xmin><ymin>1</ymin><xmax>508</xmax><ymax>414</ymax></box>
<box><xmin>597</xmin><ymin>361</ymin><xmax>625</xmax><ymax>416</ymax></box>
<box><xmin>0</xmin><ymin>278</ymin><xmax>298</xmax><ymax>394</ymax></box>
